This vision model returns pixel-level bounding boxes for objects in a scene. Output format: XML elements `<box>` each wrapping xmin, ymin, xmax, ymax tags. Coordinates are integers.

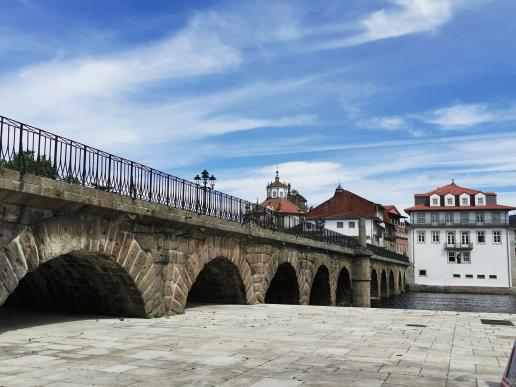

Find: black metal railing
<box><xmin>0</xmin><ymin>115</ymin><xmax>407</xmax><ymax>262</ymax></box>
<box><xmin>367</xmin><ymin>243</ymin><xmax>409</xmax><ymax>263</ymax></box>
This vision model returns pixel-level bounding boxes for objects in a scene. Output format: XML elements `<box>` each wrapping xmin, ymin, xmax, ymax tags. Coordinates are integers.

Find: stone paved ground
<box><xmin>0</xmin><ymin>304</ymin><xmax>515</xmax><ymax>386</ymax></box>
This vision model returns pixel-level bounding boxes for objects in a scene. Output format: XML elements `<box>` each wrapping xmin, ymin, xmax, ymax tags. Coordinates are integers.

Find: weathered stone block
<box><xmin>0</xmin><ymin>252</ymin><xmax>19</xmax><ymax>293</ymax></box>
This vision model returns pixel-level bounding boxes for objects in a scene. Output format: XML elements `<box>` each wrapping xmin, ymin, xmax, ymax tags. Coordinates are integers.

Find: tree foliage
<box><xmin>0</xmin><ymin>150</ymin><xmax>57</xmax><ymax>179</ymax></box>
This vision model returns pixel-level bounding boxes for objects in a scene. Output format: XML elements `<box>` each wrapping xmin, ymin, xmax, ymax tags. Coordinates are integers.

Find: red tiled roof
<box><xmin>260</xmin><ymin>198</ymin><xmax>303</xmax><ymax>214</ymax></box>
<box><xmin>307</xmin><ymin>189</ymin><xmax>379</xmax><ymax>220</ymax></box>
<box><xmin>414</xmin><ymin>183</ymin><xmax>496</xmax><ymax>197</ymax></box>
<box><xmin>404</xmin><ymin>204</ymin><xmax>516</xmax><ymax>212</ymax></box>
<box><xmin>383</xmin><ymin>205</ymin><xmax>406</xmax><ymax>223</ymax></box>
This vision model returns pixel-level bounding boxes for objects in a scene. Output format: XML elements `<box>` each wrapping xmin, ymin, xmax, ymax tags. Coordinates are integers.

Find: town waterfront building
<box><xmin>307</xmin><ymin>185</ymin><xmax>408</xmax><ymax>255</ymax></box>
<box><xmin>405</xmin><ymin>182</ymin><xmax>516</xmax><ymax>288</ymax></box>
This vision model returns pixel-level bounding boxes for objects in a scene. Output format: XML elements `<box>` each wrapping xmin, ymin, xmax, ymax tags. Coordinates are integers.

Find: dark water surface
<box><xmin>374</xmin><ymin>292</ymin><xmax>516</xmax><ymax>314</ymax></box>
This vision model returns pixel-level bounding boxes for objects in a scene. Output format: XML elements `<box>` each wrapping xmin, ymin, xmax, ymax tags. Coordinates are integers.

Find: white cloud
<box><xmin>423</xmin><ymin>102</ymin><xmax>516</xmax><ymax>128</ymax></box>
<box><xmin>317</xmin><ymin>0</ymin><xmax>456</xmax><ymax>49</ymax></box>
<box><xmin>364</xmin><ymin>116</ymin><xmax>406</xmax><ymax>130</ymax></box>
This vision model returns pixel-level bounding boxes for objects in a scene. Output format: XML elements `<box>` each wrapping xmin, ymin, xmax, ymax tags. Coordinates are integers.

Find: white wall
<box><xmin>324</xmin><ymin>218</ymin><xmax>384</xmax><ymax>245</ymax></box>
<box><xmin>409</xmin><ymin>227</ymin><xmax>511</xmax><ymax>287</ymax></box>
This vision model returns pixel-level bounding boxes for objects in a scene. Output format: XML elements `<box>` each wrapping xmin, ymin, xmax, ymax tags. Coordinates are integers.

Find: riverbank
<box><xmin>0</xmin><ymin>304</ymin><xmax>514</xmax><ymax>386</ymax></box>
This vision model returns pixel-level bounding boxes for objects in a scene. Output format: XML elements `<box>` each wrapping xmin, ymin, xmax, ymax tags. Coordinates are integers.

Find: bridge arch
<box><xmin>370</xmin><ymin>269</ymin><xmax>379</xmax><ymax>300</ymax></box>
<box><xmin>389</xmin><ymin>270</ymin><xmax>396</xmax><ymax>296</ymax></box>
<box><xmin>309</xmin><ymin>265</ymin><xmax>331</xmax><ymax>306</ymax></box>
<box><xmin>170</xmin><ymin>237</ymin><xmax>255</xmax><ymax>314</ymax></box>
<box><xmin>335</xmin><ymin>266</ymin><xmax>352</xmax><ymax>306</ymax></box>
<box><xmin>0</xmin><ymin>216</ymin><xmax>153</xmax><ymax>317</ymax></box>
<box><xmin>265</xmin><ymin>262</ymin><xmax>300</xmax><ymax>305</ymax></box>
<box><xmin>380</xmin><ymin>270</ymin><xmax>388</xmax><ymax>298</ymax></box>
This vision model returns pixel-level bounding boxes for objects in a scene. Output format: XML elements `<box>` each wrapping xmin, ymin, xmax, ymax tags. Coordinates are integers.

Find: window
<box><xmin>492</xmin><ymin>212</ymin><xmax>501</xmax><ymax>223</ymax></box>
<box><xmin>445</xmin><ymin>212</ymin><xmax>454</xmax><ymax>223</ymax></box>
<box><xmin>476</xmin><ymin>212</ymin><xmax>484</xmax><ymax>223</ymax></box>
<box><xmin>416</xmin><ymin>213</ymin><xmax>425</xmax><ymax>224</ymax></box>
<box><xmin>462</xmin><ymin>252</ymin><xmax>471</xmax><ymax>263</ymax></box>
<box><xmin>279</xmin><ymin>191</ymin><xmax>284</xmax><ymax>198</ymax></box>
<box><xmin>477</xmin><ymin>197</ymin><xmax>484</xmax><ymax>205</ymax></box>
<box><xmin>447</xmin><ymin>232</ymin><xmax>455</xmax><ymax>245</ymax></box>
<box><xmin>348</xmin><ymin>221</ymin><xmax>355</xmax><ymax>228</ymax></box>
<box><xmin>453</xmin><ymin>274</ymin><xmax>460</xmax><ymax>278</ymax></box>
<box><xmin>489</xmin><ymin>275</ymin><xmax>497</xmax><ymax>279</ymax></box>
<box><xmin>432</xmin><ymin>231</ymin><xmax>440</xmax><ymax>243</ymax></box>
<box><xmin>419</xmin><ymin>270</ymin><xmax>427</xmax><ymax>276</ymax></box>
<box><xmin>447</xmin><ymin>197</ymin><xmax>453</xmax><ymax>205</ymax></box>
<box><xmin>272</xmin><ymin>191</ymin><xmax>277</xmax><ymax>198</ymax></box>
<box><xmin>336</xmin><ymin>221</ymin><xmax>343</xmax><ymax>229</ymax></box>
<box><xmin>477</xmin><ymin>274</ymin><xmax>485</xmax><ymax>279</ymax></box>
<box><xmin>448</xmin><ymin>251</ymin><xmax>455</xmax><ymax>263</ymax></box>
<box><xmin>432</xmin><ymin>198</ymin><xmax>438</xmax><ymax>205</ymax></box>
<box><xmin>477</xmin><ymin>231</ymin><xmax>485</xmax><ymax>243</ymax></box>
<box><xmin>493</xmin><ymin>231</ymin><xmax>501</xmax><ymax>243</ymax></box>
<box><xmin>460</xmin><ymin>212</ymin><xmax>469</xmax><ymax>224</ymax></box>
<box><xmin>465</xmin><ymin>274</ymin><xmax>473</xmax><ymax>279</ymax></box>
<box><xmin>417</xmin><ymin>231</ymin><xmax>426</xmax><ymax>243</ymax></box>
<box><xmin>461</xmin><ymin>197</ymin><xmax>468</xmax><ymax>205</ymax></box>
<box><xmin>461</xmin><ymin>232</ymin><xmax>470</xmax><ymax>246</ymax></box>
<box><xmin>431</xmin><ymin>213</ymin><xmax>438</xmax><ymax>223</ymax></box>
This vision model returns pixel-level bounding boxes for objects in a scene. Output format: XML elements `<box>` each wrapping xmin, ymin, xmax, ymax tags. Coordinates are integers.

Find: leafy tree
<box><xmin>0</xmin><ymin>150</ymin><xmax>57</xmax><ymax>179</ymax></box>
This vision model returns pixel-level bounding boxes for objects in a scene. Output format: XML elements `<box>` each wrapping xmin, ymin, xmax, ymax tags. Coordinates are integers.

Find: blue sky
<box><xmin>2</xmin><ymin>0</ymin><xmax>516</xmax><ymax>212</ymax></box>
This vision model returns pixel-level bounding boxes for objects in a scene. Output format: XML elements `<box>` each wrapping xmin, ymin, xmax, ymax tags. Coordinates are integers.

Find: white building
<box><xmin>405</xmin><ymin>182</ymin><xmax>516</xmax><ymax>288</ymax></box>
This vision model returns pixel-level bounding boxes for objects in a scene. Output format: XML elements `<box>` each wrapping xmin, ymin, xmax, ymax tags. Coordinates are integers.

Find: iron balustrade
<box><xmin>0</xmin><ymin>115</ymin><xmax>407</xmax><ymax>262</ymax></box>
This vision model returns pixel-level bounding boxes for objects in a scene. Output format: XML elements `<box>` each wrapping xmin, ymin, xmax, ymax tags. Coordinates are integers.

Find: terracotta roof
<box><xmin>414</xmin><ymin>183</ymin><xmax>495</xmax><ymax>197</ymax></box>
<box><xmin>260</xmin><ymin>198</ymin><xmax>303</xmax><ymax>214</ymax></box>
<box><xmin>306</xmin><ymin>189</ymin><xmax>380</xmax><ymax>220</ymax></box>
<box><xmin>404</xmin><ymin>204</ymin><xmax>516</xmax><ymax>212</ymax></box>
<box><xmin>383</xmin><ymin>205</ymin><xmax>406</xmax><ymax>223</ymax></box>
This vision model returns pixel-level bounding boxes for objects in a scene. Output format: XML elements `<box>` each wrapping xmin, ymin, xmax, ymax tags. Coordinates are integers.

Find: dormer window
<box><xmin>447</xmin><ymin>197</ymin><xmax>453</xmax><ymax>205</ymax></box>
<box><xmin>432</xmin><ymin>198</ymin><xmax>438</xmax><ymax>205</ymax></box>
<box><xmin>461</xmin><ymin>198</ymin><xmax>468</xmax><ymax>205</ymax></box>
<box><xmin>478</xmin><ymin>197</ymin><xmax>484</xmax><ymax>205</ymax></box>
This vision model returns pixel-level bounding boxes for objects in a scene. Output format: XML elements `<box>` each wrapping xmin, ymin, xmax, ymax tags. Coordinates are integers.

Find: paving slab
<box><xmin>0</xmin><ymin>304</ymin><xmax>515</xmax><ymax>386</ymax></box>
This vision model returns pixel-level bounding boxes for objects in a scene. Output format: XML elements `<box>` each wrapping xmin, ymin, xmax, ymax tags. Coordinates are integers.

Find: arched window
<box><xmin>272</xmin><ymin>191</ymin><xmax>277</xmax><ymax>198</ymax></box>
<box><xmin>280</xmin><ymin>191</ymin><xmax>284</xmax><ymax>198</ymax></box>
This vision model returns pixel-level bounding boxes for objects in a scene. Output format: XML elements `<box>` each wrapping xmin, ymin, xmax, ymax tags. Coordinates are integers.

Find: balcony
<box><xmin>445</xmin><ymin>243</ymin><xmax>473</xmax><ymax>250</ymax></box>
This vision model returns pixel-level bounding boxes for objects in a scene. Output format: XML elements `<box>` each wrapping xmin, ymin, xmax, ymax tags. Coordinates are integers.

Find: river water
<box><xmin>374</xmin><ymin>292</ymin><xmax>516</xmax><ymax>314</ymax></box>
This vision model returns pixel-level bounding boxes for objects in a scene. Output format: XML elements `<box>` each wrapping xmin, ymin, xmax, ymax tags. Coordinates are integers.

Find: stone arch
<box><xmin>370</xmin><ymin>269</ymin><xmax>379</xmax><ymax>300</ymax></box>
<box><xmin>0</xmin><ymin>215</ymin><xmax>154</xmax><ymax>317</ymax></box>
<box><xmin>380</xmin><ymin>270</ymin><xmax>388</xmax><ymax>298</ymax></box>
<box><xmin>389</xmin><ymin>270</ymin><xmax>396</xmax><ymax>296</ymax></box>
<box><xmin>265</xmin><ymin>262</ymin><xmax>300</xmax><ymax>304</ymax></box>
<box><xmin>187</xmin><ymin>257</ymin><xmax>246</xmax><ymax>305</ymax></box>
<box><xmin>309</xmin><ymin>265</ymin><xmax>331</xmax><ymax>306</ymax></box>
<box><xmin>169</xmin><ymin>236</ymin><xmax>255</xmax><ymax>315</ymax></box>
<box><xmin>336</xmin><ymin>266</ymin><xmax>352</xmax><ymax>306</ymax></box>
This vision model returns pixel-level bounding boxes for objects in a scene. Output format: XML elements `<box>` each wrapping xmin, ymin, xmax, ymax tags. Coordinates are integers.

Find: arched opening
<box><xmin>309</xmin><ymin>265</ymin><xmax>331</xmax><ymax>306</ymax></box>
<box><xmin>3</xmin><ymin>254</ymin><xmax>146</xmax><ymax>317</ymax></box>
<box><xmin>389</xmin><ymin>270</ymin><xmax>396</xmax><ymax>296</ymax></box>
<box><xmin>336</xmin><ymin>267</ymin><xmax>352</xmax><ymax>306</ymax></box>
<box><xmin>187</xmin><ymin>257</ymin><xmax>246</xmax><ymax>306</ymax></box>
<box><xmin>381</xmin><ymin>270</ymin><xmax>388</xmax><ymax>298</ymax></box>
<box><xmin>370</xmin><ymin>269</ymin><xmax>379</xmax><ymax>300</ymax></box>
<box><xmin>265</xmin><ymin>262</ymin><xmax>300</xmax><ymax>304</ymax></box>
<box><xmin>398</xmin><ymin>271</ymin><xmax>403</xmax><ymax>293</ymax></box>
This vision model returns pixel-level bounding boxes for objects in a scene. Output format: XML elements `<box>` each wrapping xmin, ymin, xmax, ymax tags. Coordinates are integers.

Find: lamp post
<box><xmin>194</xmin><ymin>169</ymin><xmax>216</xmax><ymax>213</ymax></box>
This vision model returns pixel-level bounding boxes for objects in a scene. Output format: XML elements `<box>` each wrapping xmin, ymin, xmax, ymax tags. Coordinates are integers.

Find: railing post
<box><xmin>18</xmin><ymin>123</ymin><xmax>24</xmax><ymax>173</ymax></box>
<box><xmin>53</xmin><ymin>134</ymin><xmax>58</xmax><ymax>179</ymax></box>
<box><xmin>149</xmin><ymin>169</ymin><xmax>153</xmax><ymax>202</ymax></box>
<box><xmin>81</xmin><ymin>144</ymin><xmax>87</xmax><ymax>185</ymax></box>
<box><xmin>130</xmin><ymin>161</ymin><xmax>134</xmax><ymax>198</ymax></box>
<box><xmin>0</xmin><ymin>116</ymin><xmax>3</xmax><ymax>159</ymax></box>
<box><xmin>107</xmin><ymin>154</ymin><xmax>112</xmax><ymax>191</ymax></box>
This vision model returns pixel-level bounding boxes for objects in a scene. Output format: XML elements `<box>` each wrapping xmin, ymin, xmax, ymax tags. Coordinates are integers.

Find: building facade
<box><xmin>307</xmin><ymin>185</ymin><xmax>386</xmax><ymax>247</ymax></box>
<box><xmin>383</xmin><ymin>205</ymin><xmax>408</xmax><ymax>256</ymax></box>
<box><xmin>405</xmin><ymin>182</ymin><xmax>516</xmax><ymax>288</ymax></box>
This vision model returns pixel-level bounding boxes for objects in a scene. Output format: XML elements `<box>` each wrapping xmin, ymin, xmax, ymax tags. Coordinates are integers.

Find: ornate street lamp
<box><xmin>194</xmin><ymin>169</ymin><xmax>216</xmax><ymax>213</ymax></box>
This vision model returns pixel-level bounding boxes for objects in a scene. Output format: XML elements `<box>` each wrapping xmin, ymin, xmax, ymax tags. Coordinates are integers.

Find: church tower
<box><xmin>266</xmin><ymin>170</ymin><xmax>289</xmax><ymax>199</ymax></box>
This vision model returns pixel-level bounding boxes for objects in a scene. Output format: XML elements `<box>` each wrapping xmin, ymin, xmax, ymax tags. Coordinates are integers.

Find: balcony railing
<box><xmin>445</xmin><ymin>243</ymin><xmax>473</xmax><ymax>250</ymax></box>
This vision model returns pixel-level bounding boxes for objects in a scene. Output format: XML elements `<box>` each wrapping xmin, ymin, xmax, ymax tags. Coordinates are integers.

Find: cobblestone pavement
<box><xmin>0</xmin><ymin>304</ymin><xmax>515</xmax><ymax>386</ymax></box>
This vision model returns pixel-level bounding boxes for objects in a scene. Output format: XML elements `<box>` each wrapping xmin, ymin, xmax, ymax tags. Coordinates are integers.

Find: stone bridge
<box><xmin>0</xmin><ymin>169</ymin><xmax>408</xmax><ymax>317</ymax></box>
